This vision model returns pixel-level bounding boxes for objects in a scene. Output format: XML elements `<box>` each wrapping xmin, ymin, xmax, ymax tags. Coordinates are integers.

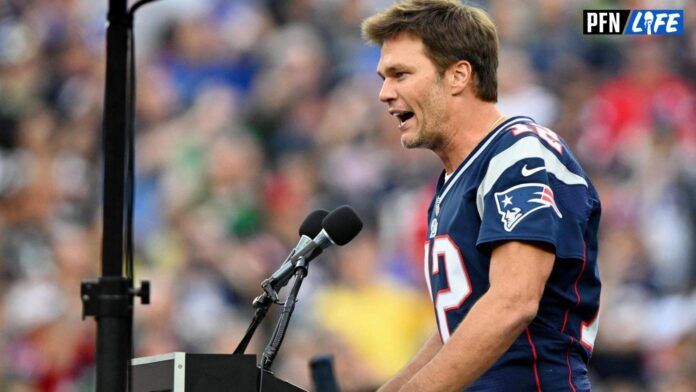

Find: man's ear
<box><xmin>449</xmin><ymin>60</ymin><xmax>473</xmax><ymax>95</ymax></box>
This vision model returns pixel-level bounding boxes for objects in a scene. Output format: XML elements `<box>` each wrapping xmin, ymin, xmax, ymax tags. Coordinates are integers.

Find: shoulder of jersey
<box><xmin>482</xmin><ymin>118</ymin><xmax>590</xmax><ymax>193</ymax></box>
<box><xmin>490</xmin><ymin>118</ymin><xmax>567</xmax><ymax>157</ymax></box>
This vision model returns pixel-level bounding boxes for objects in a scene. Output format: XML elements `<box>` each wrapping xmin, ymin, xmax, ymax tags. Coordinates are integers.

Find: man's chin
<box><xmin>401</xmin><ymin>130</ymin><xmax>427</xmax><ymax>149</ymax></box>
<box><xmin>401</xmin><ymin>137</ymin><xmax>426</xmax><ymax>149</ymax></box>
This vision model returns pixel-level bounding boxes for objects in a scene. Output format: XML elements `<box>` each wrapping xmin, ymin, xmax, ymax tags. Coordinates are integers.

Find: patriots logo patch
<box><xmin>494</xmin><ymin>183</ymin><xmax>562</xmax><ymax>232</ymax></box>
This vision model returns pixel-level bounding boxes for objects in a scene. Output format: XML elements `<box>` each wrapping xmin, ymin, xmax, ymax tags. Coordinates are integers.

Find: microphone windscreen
<box><xmin>322</xmin><ymin>205</ymin><xmax>363</xmax><ymax>246</ymax></box>
<box><xmin>299</xmin><ymin>209</ymin><xmax>330</xmax><ymax>238</ymax></box>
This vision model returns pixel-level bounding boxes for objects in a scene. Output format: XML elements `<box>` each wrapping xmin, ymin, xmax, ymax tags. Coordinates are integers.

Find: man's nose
<box><xmin>378</xmin><ymin>79</ymin><xmax>397</xmax><ymax>103</ymax></box>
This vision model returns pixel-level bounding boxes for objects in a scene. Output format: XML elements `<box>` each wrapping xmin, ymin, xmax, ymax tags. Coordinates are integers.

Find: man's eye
<box><xmin>395</xmin><ymin>72</ymin><xmax>407</xmax><ymax>79</ymax></box>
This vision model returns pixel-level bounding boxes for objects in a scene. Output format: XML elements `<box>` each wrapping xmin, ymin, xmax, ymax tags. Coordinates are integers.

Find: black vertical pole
<box><xmin>98</xmin><ymin>0</ymin><xmax>131</xmax><ymax>390</ymax></box>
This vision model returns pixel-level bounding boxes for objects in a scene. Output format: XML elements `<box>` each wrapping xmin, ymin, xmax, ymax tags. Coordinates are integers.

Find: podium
<box><xmin>130</xmin><ymin>353</ymin><xmax>306</xmax><ymax>392</ymax></box>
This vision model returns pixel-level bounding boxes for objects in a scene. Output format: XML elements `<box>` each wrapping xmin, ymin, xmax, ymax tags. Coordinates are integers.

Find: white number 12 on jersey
<box><xmin>424</xmin><ymin>236</ymin><xmax>473</xmax><ymax>342</ymax></box>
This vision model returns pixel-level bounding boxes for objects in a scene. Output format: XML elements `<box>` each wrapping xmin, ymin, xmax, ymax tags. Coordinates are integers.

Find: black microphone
<box><xmin>235</xmin><ymin>210</ymin><xmax>329</xmax><ymax>355</ymax></box>
<box><xmin>260</xmin><ymin>206</ymin><xmax>363</xmax><ymax>371</ymax></box>
<box><xmin>289</xmin><ymin>205</ymin><xmax>363</xmax><ymax>263</ymax></box>
<box><xmin>263</xmin><ymin>209</ymin><xmax>328</xmax><ymax>292</ymax></box>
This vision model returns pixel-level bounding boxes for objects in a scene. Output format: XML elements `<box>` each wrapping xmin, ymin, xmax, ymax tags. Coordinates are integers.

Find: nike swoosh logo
<box><xmin>521</xmin><ymin>164</ymin><xmax>545</xmax><ymax>177</ymax></box>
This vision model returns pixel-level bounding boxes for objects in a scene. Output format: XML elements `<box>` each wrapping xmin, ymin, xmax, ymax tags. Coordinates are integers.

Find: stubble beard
<box><xmin>401</xmin><ymin>123</ymin><xmax>444</xmax><ymax>150</ymax></box>
<box><xmin>401</xmin><ymin>89</ymin><xmax>447</xmax><ymax>151</ymax></box>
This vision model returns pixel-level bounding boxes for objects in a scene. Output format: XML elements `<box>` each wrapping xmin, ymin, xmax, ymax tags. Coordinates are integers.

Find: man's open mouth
<box><xmin>391</xmin><ymin>111</ymin><xmax>415</xmax><ymax>128</ymax></box>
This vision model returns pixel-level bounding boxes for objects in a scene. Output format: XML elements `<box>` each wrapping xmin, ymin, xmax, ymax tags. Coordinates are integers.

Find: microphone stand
<box><xmin>233</xmin><ymin>280</ymin><xmax>279</xmax><ymax>355</ymax></box>
<box><xmin>260</xmin><ymin>257</ymin><xmax>309</xmax><ymax>372</ymax></box>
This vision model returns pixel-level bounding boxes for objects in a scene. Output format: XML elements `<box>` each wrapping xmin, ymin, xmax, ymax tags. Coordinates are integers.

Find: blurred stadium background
<box><xmin>0</xmin><ymin>0</ymin><xmax>695</xmax><ymax>391</ymax></box>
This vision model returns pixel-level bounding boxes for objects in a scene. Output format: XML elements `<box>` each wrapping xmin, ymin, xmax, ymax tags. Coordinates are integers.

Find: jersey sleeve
<box><xmin>475</xmin><ymin>133</ymin><xmax>588</xmax><ymax>252</ymax></box>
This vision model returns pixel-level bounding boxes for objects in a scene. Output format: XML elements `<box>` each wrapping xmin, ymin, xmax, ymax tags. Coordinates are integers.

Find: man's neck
<box><xmin>437</xmin><ymin>102</ymin><xmax>504</xmax><ymax>175</ymax></box>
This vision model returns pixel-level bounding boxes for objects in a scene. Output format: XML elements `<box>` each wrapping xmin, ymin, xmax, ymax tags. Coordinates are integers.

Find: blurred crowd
<box><xmin>0</xmin><ymin>0</ymin><xmax>695</xmax><ymax>391</ymax></box>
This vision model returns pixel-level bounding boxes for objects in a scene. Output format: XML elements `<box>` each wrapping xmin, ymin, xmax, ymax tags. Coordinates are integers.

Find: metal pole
<box><xmin>97</xmin><ymin>0</ymin><xmax>131</xmax><ymax>390</ymax></box>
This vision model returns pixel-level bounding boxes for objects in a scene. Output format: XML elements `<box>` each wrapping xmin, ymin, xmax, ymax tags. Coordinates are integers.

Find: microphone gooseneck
<box><xmin>264</xmin><ymin>209</ymin><xmax>329</xmax><ymax>294</ymax></box>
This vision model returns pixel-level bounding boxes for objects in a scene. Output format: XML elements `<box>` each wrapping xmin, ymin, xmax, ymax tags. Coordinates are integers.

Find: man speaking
<box><xmin>362</xmin><ymin>1</ymin><xmax>602</xmax><ymax>390</ymax></box>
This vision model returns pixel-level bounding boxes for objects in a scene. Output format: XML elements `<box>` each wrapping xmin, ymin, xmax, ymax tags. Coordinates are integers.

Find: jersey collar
<box><xmin>434</xmin><ymin>116</ymin><xmax>534</xmax><ymax>214</ymax></box>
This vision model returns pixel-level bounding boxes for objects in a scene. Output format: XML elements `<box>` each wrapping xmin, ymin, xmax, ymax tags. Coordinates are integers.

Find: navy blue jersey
<box><xmin>424</xmin><ymin>116</ymin><xmax>601</xmax><ymax>392</ymax></box>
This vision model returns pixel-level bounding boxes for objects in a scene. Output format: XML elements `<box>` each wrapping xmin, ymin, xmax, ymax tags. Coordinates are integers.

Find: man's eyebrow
<box><xmin>376</xmin><ymin>65</ymin><xmax>407</xmax><ymax>80</ymax></box>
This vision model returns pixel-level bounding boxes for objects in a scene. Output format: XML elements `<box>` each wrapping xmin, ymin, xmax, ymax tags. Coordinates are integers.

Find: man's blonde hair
<box><xmin>362</xmin><ymin>0</ymin><xmax>499</xmax><ymax>102</ymax></box>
